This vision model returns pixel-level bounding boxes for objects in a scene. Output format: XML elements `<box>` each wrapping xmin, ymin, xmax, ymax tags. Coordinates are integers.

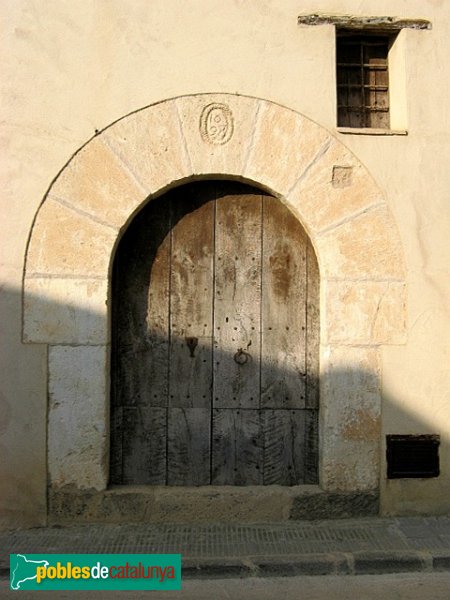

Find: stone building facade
<box><xmin>1</xmin><ymin>0</ymin><xmax>450</xmax><ymax>528</ymax></box>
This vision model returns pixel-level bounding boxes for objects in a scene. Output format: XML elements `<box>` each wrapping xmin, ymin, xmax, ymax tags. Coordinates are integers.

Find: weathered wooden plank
<box><xmin>167</xmin><ymin>408</ymin><xmax>211</xmax><ymax>485</ymax></box>
<box><xmin>303</xmin><ymin>409</ymin><xmax>319</xmax><ymax>484</ymax></box>
<box><xmin>298</xmin><ymin>14</ymin><xmax>432</xmax><ymax>30</ymax></box>
<box><xmin>111</xmin><ymin>197</ymin><xmax>171</xmax><ymax>484</ymax></box>
<box><xmin>142</xmin><ymin>200</ymin><xmax>172</xmax><ymax>408</ymax></box>
<box><xmin>262</xmin><ymin>409</ymin><xmax>307</xmax><ymax>485</ymax></box>
<box><xmin>112</xmin><ymin>182</ymin><xmax>320</xmax><ymax>487</ymax></box>
<box><xmin>121</xmin><ymin>407</ymin><xmax>166</xmax><ymax>485</ymax></box>
<box><xmin>112</xmin><ymin>196</ymin><xmax>171</xmax><ymax>409</ymax></box>
<box><xmin>261</xmin><ymin>196</ymin><xmax>307</xmax><ymax>409</ymax></box>
<box><xmin>212</xmin><ymin>409</ymin><xmax>263</xmax><ymax>484</ymax></box>
<box><xmin>213</xmin><ymin>184</ymin><xmax>262</xmax><ymax>409</ymax></box>
<box><xmin>169</xmin><ymin>184</ymin><xmax>214</xmax><ymax>409</ymax></box>
<box><xmin>109</xmin><ymin>407</ymin><xmax>123</xmax><ymax>484</ymax></box>
<box><xmin>305</xmin><ymin>242</ymin><xmax>320</xmax><ymax>410</ymax></box>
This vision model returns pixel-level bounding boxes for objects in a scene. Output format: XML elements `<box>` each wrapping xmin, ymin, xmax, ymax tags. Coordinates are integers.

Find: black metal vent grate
<box><xmin>386</xmin><ymin>435</ymin><xmax>440</xmax><ymax>479</ymax></box>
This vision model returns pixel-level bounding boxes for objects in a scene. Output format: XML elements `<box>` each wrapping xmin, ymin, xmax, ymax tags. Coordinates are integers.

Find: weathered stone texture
<box><xmin>324</xmin><ymin>281</ymin><xmax>407</xmax><ymax>345</ymax></box>
<box><xmin>26</xmin><ymin>197</ymin><xmax>117</xmax><ymax>277</ymax></box>
<box><xmin>288</xmin><ymin>138</ymin><xmax>383</xmax><ymax>233</ymax></box>
<box><xmin>320</xmin><ymin>346</ymin><xmax>381</xmax><ymax>491</ymax></box>
<box><xmin>322</xmin><ymin>441</ymin><xmax>380</xmax><ymax>491</ymax></box>
<box><xmin>47</xmin><ymin>484</ymin><xmax>379</xmax><ymax>524</ymax></box>
<box><xmin>103</xmin><ymin>100</ymin><xmax>191</xmax><ymax>194</ymax></box>
<box><xmin>48</xmin><ymin>485</ymin><xmax>295</xmax><ymax>524</ymax></box>
<box><xmin>48</xmin><ymin>345</ymin><xmax>108</xmax><ymax>491</ymax></box>
<box><xmin>317</xmin><ymin>205</ymin><xmax>405</xmax><ymax>280</ymax></box>
<box><xmin>24</xmin><ymin>278</ymin><xmax>108</xmax><ymax>344</ymax></box>
<box><xmin>176</xmin><ymin>94</ymin><xmax>260</xmax><ymax>176</ymax></box>
<box><xmin>290</xmin><ymin>490</ymin><xmax>379</xmax><ymax>519</ymax></box>
<box><xmin>244</xmin><ymin>101</ymin><xmax>331</xmax><ymax>195</ymax></box>
<box><xmin>48</xmin><ymin>137</ymin><xmax>147</xmax><ymax>230</ymax></box>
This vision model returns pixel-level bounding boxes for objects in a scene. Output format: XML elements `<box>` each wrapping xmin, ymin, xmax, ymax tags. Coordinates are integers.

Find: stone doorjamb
<box><xmin>23</xmin><ymin>94</ymin><xmax>406</xmax><ymax>505</ymax></box>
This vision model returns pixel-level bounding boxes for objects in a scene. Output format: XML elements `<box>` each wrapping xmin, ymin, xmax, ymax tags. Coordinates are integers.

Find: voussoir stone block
<box><xmin>175</xmin><ymin>94</ymin><xmax>260</xmax><ymax>176</ymax></box>
<box><xmin>316</xmin><ymin>205</ymin><xmax>405</xmax><ymax>280</ymax></box>
<box><xmin>288</xmin><ymin>137</ymin><xmax>384</xmax><ymax>234</ymax></box>
<box><xmin>48</xmin><ymin>345</ymin><xmax>108</xmax><ymax>491</ymax></box>
<box><xmin>26</xmin><ymin>197</ymin><xmax>117</xmax><ymax>277</ymax></box>
<box><xmin>324</xmin><ymin>281</ymin><xmax>407</xmax><ymax>345</ymax></box>
<box><xmin>244</xmin><ymin>101</ymin><xmax>331</xmax><ymax>195</ymax></box>
<box><xmin>24</xmin><ymin>278</ymin><xmax>108</xmax><ymax>344</ymax></box>
<box><xmin>48</xmin><ymin>136</ymin><xmax>147</xmax><ymax>230</ymax></box>
<box><xmin>103</xmin><ymin>99</ymin><xmax>191</xmax><ymax>194</ymax></box>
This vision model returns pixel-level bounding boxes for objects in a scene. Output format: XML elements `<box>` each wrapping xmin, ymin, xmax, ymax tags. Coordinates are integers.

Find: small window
<box><xmin>337</xmin><ymin>32</ymin><xmax>393</xmax><ymax>129</ymax></box>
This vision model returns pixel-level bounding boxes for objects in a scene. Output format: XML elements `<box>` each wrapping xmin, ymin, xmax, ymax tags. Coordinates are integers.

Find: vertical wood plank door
<box><xmin>110</xmin><ymin>181</ymin><xmax>319</xmax><ymax>486</ymax></box>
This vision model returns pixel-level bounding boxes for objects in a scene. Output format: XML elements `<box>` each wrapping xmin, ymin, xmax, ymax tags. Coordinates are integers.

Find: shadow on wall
<box><xmin>4</xmin><ymin>182</ymin><xmax>447</xmax><ymax>527</ymax></box>
<box><xmin>0</xmin><ymin>286</ymin><xmax>443</xmax><ymax>526</ymax></box>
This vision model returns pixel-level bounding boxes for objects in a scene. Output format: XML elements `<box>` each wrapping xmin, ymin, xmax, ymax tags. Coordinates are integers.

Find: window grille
<box><xmin>337</xmin><ymin>33</ymin><xmax>391</xmax><ymax>128</ymax></box>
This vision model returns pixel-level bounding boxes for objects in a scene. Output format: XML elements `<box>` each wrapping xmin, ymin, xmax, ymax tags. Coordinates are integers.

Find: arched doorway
<box><xmin>23</xmin><ymin>94</ymin><xmax>406</xmax><ymax>521</ymax></box>
<box><xmin>110</xmin><ymin>181</ymin><xmax>319</xmax><ymax>486</ymax></box>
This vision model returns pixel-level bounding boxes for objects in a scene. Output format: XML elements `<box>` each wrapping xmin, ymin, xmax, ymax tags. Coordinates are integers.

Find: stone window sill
<box><xmin>337</xmin><ymin>127</ymin><xmax>408</xmax><ymax>136</ymax></box>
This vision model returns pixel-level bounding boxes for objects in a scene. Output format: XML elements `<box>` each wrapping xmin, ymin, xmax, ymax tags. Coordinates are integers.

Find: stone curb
<box><xmin>2</xmin><ymin>551</ymin><xmax>450</xmax><ymax>580</ymax></box>
<box><xmin>182</xmin><ymin>551</ymin><xmax>450</xmax><ymax>579</ymax></box>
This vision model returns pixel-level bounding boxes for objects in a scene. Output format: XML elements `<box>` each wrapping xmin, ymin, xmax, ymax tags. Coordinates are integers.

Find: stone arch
<box><xmin>23</xmin><ymin>94</ymin><xmax>406</xmax><ymax>508</ymax></box>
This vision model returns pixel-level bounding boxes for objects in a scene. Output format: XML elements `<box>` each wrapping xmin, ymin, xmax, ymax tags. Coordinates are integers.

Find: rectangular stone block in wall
<box><xmin>317</xmin><ymin>205</ymin><xmax>404</xmax><ymax>281</ymax></box>
<box><xmin>48</xmin><ymin>345</ymin><xmax>108</xmax><ymax>491</ymax></box>
<box><xmin>320</xmin><ymin>346</ymin><xmax>381</xmax><ymax>491</ymax></box>
<box><xmin>323</xmin><ymin>281</ymin><xmax>407</xmax><ymax>345</ymax></box>
<box><xmin>24</xmin><ymin>278</ymin><xmax>108</xmax><ymax>345</ymax></box>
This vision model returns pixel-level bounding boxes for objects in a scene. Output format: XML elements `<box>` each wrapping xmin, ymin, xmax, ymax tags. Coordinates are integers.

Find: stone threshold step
<box><xmin>48</xmin><ymin>485</ymin><xmax>378</xmax><ymax>525</ymax></box>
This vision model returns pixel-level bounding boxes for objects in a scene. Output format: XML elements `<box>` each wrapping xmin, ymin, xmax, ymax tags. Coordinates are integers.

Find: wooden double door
<box><xmin>110</xmin><ymin>182</ymin><xmax>319</xmax><ymax>486</ymax></box>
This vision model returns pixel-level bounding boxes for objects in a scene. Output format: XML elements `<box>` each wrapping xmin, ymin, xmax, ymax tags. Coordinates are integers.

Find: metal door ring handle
<box><xmin>234</xmin><ymin>349</ymin><xmax>250</xmax><ymax>365</ymax></box>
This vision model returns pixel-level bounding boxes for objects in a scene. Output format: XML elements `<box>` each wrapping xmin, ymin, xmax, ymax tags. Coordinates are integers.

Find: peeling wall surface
<box><xmin>1</xmin><ymin>0</ymin><xmax>450</xmax><ymax>528</ymax></box>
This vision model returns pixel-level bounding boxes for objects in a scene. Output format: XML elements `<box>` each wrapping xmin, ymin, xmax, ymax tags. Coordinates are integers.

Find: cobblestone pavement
<box><xmin>1</xmin><ymin>516</ymin><xmax>450</xmax><ymax>578</ymax></box>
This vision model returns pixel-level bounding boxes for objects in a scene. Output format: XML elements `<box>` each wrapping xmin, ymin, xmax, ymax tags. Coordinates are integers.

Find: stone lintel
<box><xmin>297</xmin><ymin>14</ymin><xmax>432</xmax><ymax>31</ymax></box>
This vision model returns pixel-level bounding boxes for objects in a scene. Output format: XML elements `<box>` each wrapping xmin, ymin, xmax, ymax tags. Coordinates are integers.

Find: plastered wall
<box><xmin>1</xmin><ymin>0</ymin><xmax>449</xmax><ymax>527</ymax></box>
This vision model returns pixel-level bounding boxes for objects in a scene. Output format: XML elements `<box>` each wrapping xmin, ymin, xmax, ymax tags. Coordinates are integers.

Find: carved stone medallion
<box><xmin>200</xmin><ymin>103</ymin><xmax>234</xmax><ymax>145</ymax></box>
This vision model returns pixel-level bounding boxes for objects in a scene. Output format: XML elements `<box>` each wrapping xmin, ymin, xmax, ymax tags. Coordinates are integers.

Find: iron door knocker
<box><xmin>234</xmin><ymin>348</ymin><xmax>251</xmax><ymax>365</ymax></box>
